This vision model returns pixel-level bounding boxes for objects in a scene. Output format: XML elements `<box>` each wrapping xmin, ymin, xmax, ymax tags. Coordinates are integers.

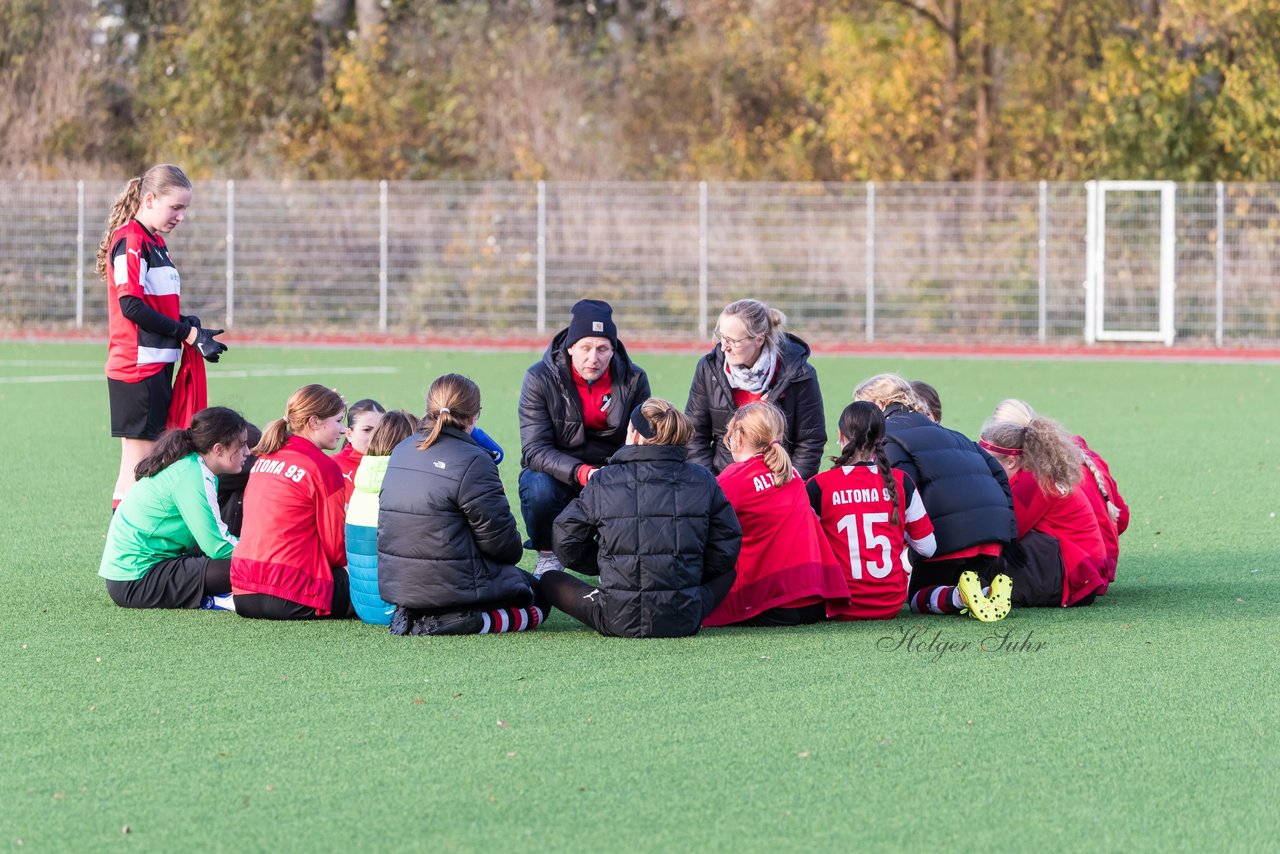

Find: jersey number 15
<box><xmin>836</xmin><ymin>512</ymin><xmax>892</xmax><ymax>580</ymax></box>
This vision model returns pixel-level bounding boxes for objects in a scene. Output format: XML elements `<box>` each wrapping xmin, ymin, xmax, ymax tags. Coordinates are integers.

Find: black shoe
<box><xmin>389</xmin><ymin>606</ymin><xmax>414</xmax><ymax>636</ymax></box>
<box><xmin>417</xmin><ymin>610</ymin><xmax>484</xmax><ymax>636</ymax></box>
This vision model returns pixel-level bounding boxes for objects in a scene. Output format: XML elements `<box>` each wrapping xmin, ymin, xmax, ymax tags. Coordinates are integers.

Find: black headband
<box><xmin>630</xmin><ymin>404</ymin><xmax>657</xmax><ymax>439</ymax></box>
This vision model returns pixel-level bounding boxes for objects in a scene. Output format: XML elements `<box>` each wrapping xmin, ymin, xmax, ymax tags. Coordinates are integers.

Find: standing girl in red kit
<box><xmin>809</xmin><ymin>402</ymin><xmax>961</xmax><ymax>620</ymax></box>
<box><xmin>98</xmin><ymin>164</ymin><xmax>227</xmax><ymax>508</ymax></box>
<box><xmin>231</xmin><ymin>384</ymin><xmax>351</xmax><ymax>620</ymax></box>
<box><xmin>703</xmin><ymin>402</ymin><xmax>850</xmax><ymax>627</ymax></box>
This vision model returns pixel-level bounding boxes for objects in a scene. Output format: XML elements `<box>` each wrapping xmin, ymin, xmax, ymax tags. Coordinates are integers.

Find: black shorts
<box><xmin>235</xmin><ymin>566</ymin><xmax>353</xmax><ymax>620</ymax></box>
<box><xmin>105</xmin><ymin>554</ymin><xmax>229</xmax><ymax>609</ymax></box>
<box><xmin>994</xmin><ymin>530</ymin><xmax>1066</xmax><ymax>608</ymax></box>
<box><xmin>908</xmin><ymin>554</ymin><xmax>1000</xmax><ymax>594</ymax></box>
<box><xmin>108</xmin><ymin>364</ymin><xmax>174</xmax><ymax>440</ymax></box>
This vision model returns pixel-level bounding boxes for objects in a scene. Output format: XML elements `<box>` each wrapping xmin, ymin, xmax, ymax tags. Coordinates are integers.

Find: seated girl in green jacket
<box><xmin>99</xmin><ymin>406</ymin><xmax>250</xmax><ymax>610</ymax></box>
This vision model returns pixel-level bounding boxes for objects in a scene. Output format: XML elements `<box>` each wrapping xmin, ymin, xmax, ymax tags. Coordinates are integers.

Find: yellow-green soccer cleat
<box><xmin>957</xmin><ymin>571</ymin><xmax>1006</xmax><ymax>622</ymax></box>
<box><xmin>987</xmin><ymin>573</ymin><xmax>1013</xmax><ymax>620</ymax></box>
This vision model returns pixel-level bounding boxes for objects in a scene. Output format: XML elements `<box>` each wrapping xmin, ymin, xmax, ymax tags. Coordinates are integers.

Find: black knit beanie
<box><xmin>565</xmin><ymin>299</ymin><xmax>617</xmax><ymax>349</ymax></box>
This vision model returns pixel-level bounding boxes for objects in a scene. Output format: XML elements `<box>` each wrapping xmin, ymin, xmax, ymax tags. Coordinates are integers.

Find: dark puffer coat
<box><xmin>378</xmin><ymin>426</ymin><xmax>534</xmax><ymax>611</ymax></box>
<box><xmin>518</xmin><ymin>328</ymin><xmax>651</xmax><ymax>485</ymax></box>
<box><xmin>552</xmin><ymin>444</ymin><xmax>743</xmax><ymax>638</ymax></box>
<box><xmin>684</xmin><ymin>333</ymin><xmax>827</xmax><ymax>479</ymax></box>
<box><xmin>881</xmin><ymin>403</ymin><xmax>1017</xmax><ymax>555</ymax></box>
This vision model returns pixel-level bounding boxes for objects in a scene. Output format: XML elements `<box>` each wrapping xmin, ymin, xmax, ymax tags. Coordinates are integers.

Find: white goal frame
<box><xmin>1085</xmin><ymin>180</ymin><xmax>1177</xmax><ymax>346</ymax></box>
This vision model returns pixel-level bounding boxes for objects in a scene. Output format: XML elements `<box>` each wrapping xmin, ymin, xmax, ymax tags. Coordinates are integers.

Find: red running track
<box><xmin>6</xmin><ymin>328</ymin><xmax>1280</xmax><ymax>362</ymax></box>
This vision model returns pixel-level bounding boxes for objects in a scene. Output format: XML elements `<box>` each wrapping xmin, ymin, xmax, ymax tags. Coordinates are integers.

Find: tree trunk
<box><xmin>974</xmin><ymin>37</ymin><xmax>991</xmax><ymax>182</ymax></box>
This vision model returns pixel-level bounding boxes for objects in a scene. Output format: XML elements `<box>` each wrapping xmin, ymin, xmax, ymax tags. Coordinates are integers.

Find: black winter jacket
<box><xmin>684</xmin><ymin>333</ymin><xmax>827</xmax><ymax>479</ymax></box>
<box><xmin>552</xmin><ymin>443</ymin><xmax>743</xmax><ymax>638</ymax></box>
<box><xmin>881</xmin><ymin>403</ymin><xmax>1017</xmax><ymax>556</ymax></box>
<box><xmin>378</xmin><ymin>426</ymin><xmax>535</xmax><ymax>611</ymax></box>
<box><xmin>519</xmin><ymin>329</ymin><xmax>651</xmax><ymax>485</ymax></box>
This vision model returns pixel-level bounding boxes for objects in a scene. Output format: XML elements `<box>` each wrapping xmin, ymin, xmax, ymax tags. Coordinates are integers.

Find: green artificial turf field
<box><xmin>2</xmin><ymin>341</ymin><xmax>1277</xmax><ymax>851</ymax></box>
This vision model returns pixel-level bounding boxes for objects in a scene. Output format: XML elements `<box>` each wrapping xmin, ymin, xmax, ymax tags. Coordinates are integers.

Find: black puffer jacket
<box><xmin>881</xmin><ymin>403</ymin><xmax>1017</xmax><ymax>555</ymax></box>
<box><xmin>378</xmin><ymin>427</ymin><xmax>534</xmax><ymax>611</ymax></box>
<box><xmin>518</xmin><ymin>328</ymin><xmax>651</xmax><ymax>485</ymax></box>
<box><xmin>552</xmin><ymin>444</ymin><xmax>743</xmax><ymax>638</ymax></box>
<box><xmin>684</xmin><ymin>333</ymin><xmax>827</xmax><ymax>478</ymax></box>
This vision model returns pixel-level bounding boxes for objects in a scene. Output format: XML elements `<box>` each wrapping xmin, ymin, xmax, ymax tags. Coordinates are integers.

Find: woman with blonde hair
<box><xmin>685</xmin><ymin>299</ymin><xmax>827</xmax><ymax>479</ymax></box>
<box><xmin>99</xmin><ymin>164</ymin><xmax>227</xmax><ymax>509</ymax></box>
<box><xmin>703</xmin><ymin>403</ymin><xmax>850</xmax><ymax>627</ymax></box>
<box><xmin>231</xmin><ymin>385</ymin><xmax>351</xmax><ymax>619</ymax></box>
<box><xmin>548</xmin><ymin>398</ymin><xmax>742</xmax><ymax>638</ymax></box>
<box><xmin>378</xmin><ymin>375</ymin><xmax>545</xmax><ymax>636</ymax></box>
<box><xmin>978</xmin><ymin>416</ymin><xmax>1108</xmax><ymax>607</ymax></box>
<box><xmin>854</xmin><ymin>373</ymin><xmax>1016</xmax><ymax>608</ymax></box>
<box><xmin>990</xmin><ymin>399</ymin><xmax>1128</xmax><ymax>591</ymax></box>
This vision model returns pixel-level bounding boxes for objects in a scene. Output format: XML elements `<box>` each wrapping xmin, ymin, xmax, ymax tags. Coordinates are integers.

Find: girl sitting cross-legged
<box><xmin>99</xmin><ymin>406</ymin><xmax>250</xmax><ymax>611</ymax></box>
<box><xmin>546</xmin><ymin>398</ymin><xmax>743</xmax><ymax>638</ymax></box>
<box><xmin>808</xmin><ymin>402</ymin><xmax>954</xmax><ymax>621</ymax></box>
<box><xmin>978</xmin><ymin>416</ymin><xmax>1109</xmax><ymax>609</ymax></box>
<box><xmin>378</xmin><ymin>374</ymin><xmax>546</xmax><ymax>636</ymax></box>
<box><xmin>345</xmin><ymin>410</ymin><xmax>419</xmax><ymax>625</ymax></box>
<box><xmin>231</xmin><ymin>384</ymin><xmax>352</xmax><ymax>620</ymax></box>
<box><xmin>703</xmin><ymin>402</ymin><xmax>851</xmax><ymax>628</ymax></box>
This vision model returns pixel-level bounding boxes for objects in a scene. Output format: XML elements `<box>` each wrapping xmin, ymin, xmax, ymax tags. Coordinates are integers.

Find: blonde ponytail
<box><xmin>726</xmin><ymin>402</ymin><xmax>794</xmax><ymax>485</ymax></box>
<box><xmin>254</xmin><ymin>384</ymin><xmax>346</xmax><ymax>456</ymax></box>
<box><xmin>417</xmin><ymin>374</ymin><xmax>482</xmax><ymax>451</ymax></box>
<box><xmin>632</xmin><ymin>398</ymin><xmax>693</xmax><ymax>447</ymax></box>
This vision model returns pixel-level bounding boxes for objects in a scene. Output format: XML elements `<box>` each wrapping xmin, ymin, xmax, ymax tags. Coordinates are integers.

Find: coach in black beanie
<box><xmin>564</xmin><ymin>299</ymin><xmax>618</xmax><ymax>350</ymax></box>
<box><xmin>517</xmin><ymin>298</ymin><xmax>650</xmax><ymax>576</ymax></box>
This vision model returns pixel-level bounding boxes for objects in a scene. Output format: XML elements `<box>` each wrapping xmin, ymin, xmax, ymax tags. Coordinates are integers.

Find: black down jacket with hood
<box><xmin>378</xmin><ymin>426</ymin><xmax>535</xmax><ymax>611</ymax></box>
<box><xmin>552</xmin><ymin>443</ymin><xmax>743</xmax><ymax>638</ymax></box>
<box><xmin>518</xmin><ymin>328</ymin><xmax>651</xmax><ymax>485</ymax></box>
<box><xmin>684</xmin><ymin>332</ymin><xmax>827</xmax><ymax>479</ymax></box>
<box><xmin>880</xmin><ymin>403</ymin><xmax>1017</xmax><ymax>555</ymax></box>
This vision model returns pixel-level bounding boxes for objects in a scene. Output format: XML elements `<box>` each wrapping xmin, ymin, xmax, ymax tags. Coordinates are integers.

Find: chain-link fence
<box><xmin>3</xmin><ymin>180</ymin><xmax>1278</xmax><ymax>346</ymax></box>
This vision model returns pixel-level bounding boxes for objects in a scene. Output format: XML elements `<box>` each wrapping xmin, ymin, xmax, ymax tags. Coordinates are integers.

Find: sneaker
<box><xmin>198</xmin><ymin>593</ymin><xmax>235</xmax><ymax>612</ymax></box>
<box><xmin>957</xmin><ymin>571</ymin><xmax>1005</xmax><ymax>623</ymax></box>
<box><xmin>533</xmin><ymin>551</ymin><xmax>563</xmax><ymax>578</ymax></box>
<box><xmin>389</xmin><ymin>606</ymin><xmax>415</xmax><ymax>636</ymax></box>
<box><xmin>987</xmin><ymin>573</ymin><xmax>1014</xmax><ymax>620</ymax></box>
<box><xmin>415</xmin><ymin>610</ymin><xmax>485</xmax><ymax>636</ymax></box>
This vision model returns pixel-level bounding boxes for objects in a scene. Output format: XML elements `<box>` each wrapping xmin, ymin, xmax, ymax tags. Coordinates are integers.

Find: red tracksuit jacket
<box><xmin>1009</xmin><ymin>470</ymin><xmax>1107</xmax><ymax>607</ymax></box>
<box><xmin>703</xmin><ymin>456</ymin><xmax>850</xmax><ymax>626</ymax></box>
<box><xmin>231</xmin><ymin>435</ymin><xmax>347</xmax><ymax>614</ymax></box>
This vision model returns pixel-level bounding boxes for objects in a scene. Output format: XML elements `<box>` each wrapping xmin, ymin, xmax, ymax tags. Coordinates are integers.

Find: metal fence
<box><xmin>3</xmin><ymin>180</ymin><xmax>1279</xmax><ymax>346</ymax></box>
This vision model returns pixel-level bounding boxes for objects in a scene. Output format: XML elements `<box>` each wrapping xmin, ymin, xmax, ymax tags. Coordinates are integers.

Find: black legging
<box><xmin>540</xmin><ymin>570</ymin><xmax>736</xmax><ymax>636</ymax></box>
<box><xmin>204</xmin><ymin>558</ymin><xmax>231</xmax><ymax>594</ymax></box>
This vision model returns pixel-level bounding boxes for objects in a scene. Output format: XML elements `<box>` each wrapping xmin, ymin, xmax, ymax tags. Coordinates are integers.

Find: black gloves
<box><xmin>195</xmin><ymin>327</ymin><xmax>229</xmax><ymax>362</ymax></box>
<box><xmin>182</xmin><ymin>314</ymin><xmax>202</xmax><ymax>329</ymax></box>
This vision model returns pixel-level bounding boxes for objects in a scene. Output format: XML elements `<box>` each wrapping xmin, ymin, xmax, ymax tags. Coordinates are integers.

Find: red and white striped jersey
<box><xmin>105</xmin><ymin>220</ymin><xmax>182</xmax><ymax>381</ymax></box>
<box><xmin>808</xmin><ymin>462</ymin><xmax>935</xmax><ymax>620</ymax></box>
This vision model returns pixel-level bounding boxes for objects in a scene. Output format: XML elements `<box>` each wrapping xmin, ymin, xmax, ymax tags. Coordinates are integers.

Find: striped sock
<box><xmin>909</xmin><ymin>586</ymin><xmax>964</xmax><ymax>615</ymax></box>
<box><xmin>478</xmin><ymin>606</ymin><xmax>545</xmax><ymax>634</ymax></box>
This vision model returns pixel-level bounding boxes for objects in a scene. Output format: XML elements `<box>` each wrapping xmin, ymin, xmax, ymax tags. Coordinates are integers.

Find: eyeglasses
<box><xmin>714</xmin><ymin>329</ymin><xmax>761</xmax><ymax>348</ymax></box>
